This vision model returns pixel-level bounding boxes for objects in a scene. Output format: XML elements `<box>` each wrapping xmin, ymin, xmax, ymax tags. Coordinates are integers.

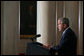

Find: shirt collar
<box><xmin>63</xmin><ymin>27</ymin><xmax>69</xmax><ymax>34</ymax></box>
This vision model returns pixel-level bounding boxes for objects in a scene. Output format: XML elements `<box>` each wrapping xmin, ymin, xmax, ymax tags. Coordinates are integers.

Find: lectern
<box><xmin>26</xmin><ymin>42</ymin><xmax>50</xmax><ymax>55</ymax></box>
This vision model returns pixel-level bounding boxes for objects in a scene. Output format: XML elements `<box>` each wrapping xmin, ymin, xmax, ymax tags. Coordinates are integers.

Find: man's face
<box><xmin>57</xmin><ymin>20</ymin><xmax>64</xmax><ymax>32</ymax></box>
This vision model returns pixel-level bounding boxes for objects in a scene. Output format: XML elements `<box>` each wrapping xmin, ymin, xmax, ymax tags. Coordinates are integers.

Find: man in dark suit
<box><xmin>49</xmin><ymin>17</ymin><xmax>77</xmax><ymax>55</ymax></box>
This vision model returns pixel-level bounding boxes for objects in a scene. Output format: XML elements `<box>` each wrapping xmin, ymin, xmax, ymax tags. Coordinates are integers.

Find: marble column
<box><xmin>1</xmin><ymin>1</ymin><xmax>19</xmax><ymax>55</ymax></box>
<box><xmin>37</xmin><ymin>1</ymin><xmax>56</xmax><ymax>45</ymax></box>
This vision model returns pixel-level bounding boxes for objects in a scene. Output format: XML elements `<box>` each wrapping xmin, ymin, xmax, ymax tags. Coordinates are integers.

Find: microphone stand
<box><xmin>30</xmin><ymin>35</ymin><xmax>37</xmax><ymax>42</ymax></box>
<box><xmin>30</xmin><ymin>34</ymin><xmax>41</xmax><ymax>42</ymax></box>
<box><xmin>31</xmin><ymin>38</ymin><xmax>36</xmax><ymax>43</ymax></box>
<box><xmin>30</xmin><ymin>35</ymin><xmax>43</xmax><ymax>46</ymax></box>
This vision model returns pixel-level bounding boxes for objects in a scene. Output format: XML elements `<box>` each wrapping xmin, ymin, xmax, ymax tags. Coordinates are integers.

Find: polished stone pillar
<box><xmin>1</xmin><ymin>1</ymin><xmax>19</xmax><ymax>55</ymax></box>
<box><xmin>78</xmin><ymin>1</ymin><xmax>83</xmax><ymax>55</ymax></box>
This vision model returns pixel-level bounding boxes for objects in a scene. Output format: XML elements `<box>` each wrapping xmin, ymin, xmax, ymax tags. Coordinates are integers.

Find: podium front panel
<box><xmin>26</xmin><ymin>43</ymin><xmax>50</xmax><ymax>55</ymax></box>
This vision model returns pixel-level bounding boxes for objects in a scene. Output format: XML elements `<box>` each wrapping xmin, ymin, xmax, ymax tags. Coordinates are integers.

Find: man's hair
<box><xmin>58</xmin><ymin>17</ymin><xmax>69</xmax><ymax>27</ymax></box>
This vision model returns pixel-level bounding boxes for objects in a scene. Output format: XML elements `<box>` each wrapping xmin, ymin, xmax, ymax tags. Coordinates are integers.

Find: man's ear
<box><xmin>63</xmin><ymin>24</ymin><xmax>67</xmax><ymax>28</ymax></box>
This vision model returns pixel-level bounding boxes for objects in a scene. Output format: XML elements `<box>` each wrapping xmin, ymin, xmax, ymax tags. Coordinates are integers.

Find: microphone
<box><xmin>34</xmin><ymin>34</ymin><xmax>41</xmax><ymax>37</ymax></box>
<box><xmin>30</xmin><ymin>34</ymin><xmax>41</xmax><ymax>41</ymax></box>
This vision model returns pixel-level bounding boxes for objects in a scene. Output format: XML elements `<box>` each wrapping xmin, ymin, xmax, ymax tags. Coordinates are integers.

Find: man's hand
<box><xmin>43</xmin><ymin>44</ymin><xmax>51</xmax><ymax>49</ymax></box>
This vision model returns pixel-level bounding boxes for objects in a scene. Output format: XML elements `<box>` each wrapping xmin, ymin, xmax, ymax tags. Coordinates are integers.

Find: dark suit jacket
<box><xmin>50</xmin><ymin>28</ymin><xmax>77</xmax><ymax>55</ymax></box>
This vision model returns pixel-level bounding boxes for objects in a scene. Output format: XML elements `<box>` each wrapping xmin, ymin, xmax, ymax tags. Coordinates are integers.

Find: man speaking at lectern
<box><xmin>48</xmin><ymin>17</ymin><xmax>77</xmax><ymax>55</ymax></box>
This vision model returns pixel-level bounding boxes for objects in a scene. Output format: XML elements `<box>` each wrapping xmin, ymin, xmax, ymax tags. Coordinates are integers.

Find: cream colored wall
<box><xmin>65</xmin><ymin>1</ymin><xmax>79</xmax><ymax>36</ymax></box>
